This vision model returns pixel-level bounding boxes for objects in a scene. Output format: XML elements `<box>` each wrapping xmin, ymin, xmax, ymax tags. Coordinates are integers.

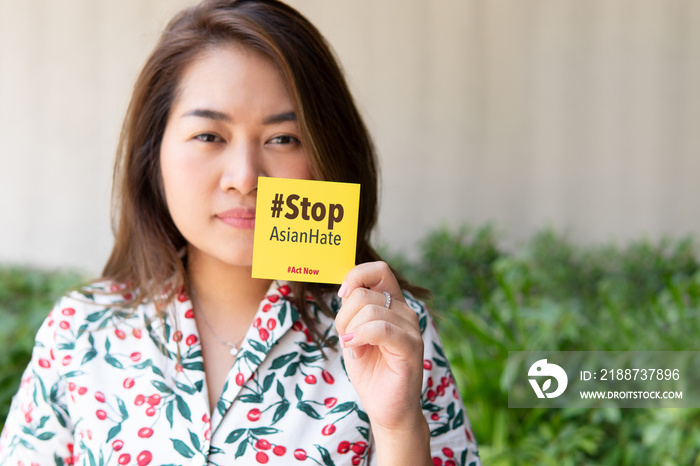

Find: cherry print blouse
<box><xmin>0</xmin><ymin>281</ymin><xmax>480</xmax><ymax>466</ymax></box>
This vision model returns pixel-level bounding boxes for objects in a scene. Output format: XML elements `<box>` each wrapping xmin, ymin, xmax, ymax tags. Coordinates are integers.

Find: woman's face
<box><xmin>160</xmin><ymin>44</ymin><xmax>312</xmax><ymax>269</ymax></box>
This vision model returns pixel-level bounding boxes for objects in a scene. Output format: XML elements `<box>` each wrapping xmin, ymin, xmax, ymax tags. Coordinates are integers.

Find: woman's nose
<box><xmin>219</xmin><ymin>141</ymin><xmax>263</xmax><ymax>195</ymax></box>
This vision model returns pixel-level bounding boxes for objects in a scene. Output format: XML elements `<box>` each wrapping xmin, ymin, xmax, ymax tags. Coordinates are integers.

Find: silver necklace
<box><xmin>189</xmin><ymin>288</ymin><xmax>240</xmax><ymax>356</ymax></box>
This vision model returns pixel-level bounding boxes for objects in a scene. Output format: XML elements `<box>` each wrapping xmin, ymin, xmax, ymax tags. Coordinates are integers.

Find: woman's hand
<box><xmin>334</xmin><ymin>262</ymin><xmax>431</xmax><ymax>465</ymax></box>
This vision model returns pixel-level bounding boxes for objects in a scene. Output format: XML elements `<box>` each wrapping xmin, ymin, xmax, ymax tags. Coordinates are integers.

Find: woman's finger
<box><xmin>338</xmin><ymin>262</ymin><xmax>404</xmax><ymax>304</ymax></box>
<box><xmin>338</xmin><ymin>301</ymin><xmax>415</xmax><ymax>340</ymax></box>
<box><xmin>335</xmin><ymin>287</ymin><xmax>403</xmax><ymax>336</ymax></box>
<box><xmin>341</xmin><ymin>318</ymin><xmax>423</xmax><ymax>361</ymax></box>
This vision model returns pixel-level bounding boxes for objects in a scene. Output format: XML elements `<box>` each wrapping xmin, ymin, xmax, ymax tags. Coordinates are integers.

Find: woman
<box><xmin>0</xmin><ymin>1</ymin><xmax>480</xmax><ymax>464</ymax></box>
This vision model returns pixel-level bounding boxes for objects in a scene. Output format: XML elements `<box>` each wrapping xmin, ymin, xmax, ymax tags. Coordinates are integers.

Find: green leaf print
<box><xmin>270</xmin><ymin>352</ymin><xmax>297</xmax><ymax>369</ymax></box>
<box><xmin>171</xmin><ymin>438</ymin><xmax>195</xmax><ymax>458</ymax></box>
<box><xmin>224</xmin><ymin>428</ymin><xmax>246</xmax><ymax>444</ymax></box>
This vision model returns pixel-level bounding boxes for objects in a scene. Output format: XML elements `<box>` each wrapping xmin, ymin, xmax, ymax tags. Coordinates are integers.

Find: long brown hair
<box><xmin>103</xmin><ymin>0</ymin><xmax>425</xmax><ymax>339</ymax></box>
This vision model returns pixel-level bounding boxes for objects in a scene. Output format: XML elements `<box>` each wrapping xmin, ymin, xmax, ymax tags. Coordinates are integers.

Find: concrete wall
<box><xmin>1</xmin><ymin>0</ymin><xmax>699</xmax><ymax>274</ymax></box>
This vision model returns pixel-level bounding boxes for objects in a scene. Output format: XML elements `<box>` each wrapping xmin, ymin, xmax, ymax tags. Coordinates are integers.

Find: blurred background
<box><xmin>1</xmin><ymin>0</ymin><xmax>699</xmax><ymax>273</ymax></box>
<box><xmin>2</xmin><ymin>1</ymin><xmax>700</xmax><ymax>464</ymax></box>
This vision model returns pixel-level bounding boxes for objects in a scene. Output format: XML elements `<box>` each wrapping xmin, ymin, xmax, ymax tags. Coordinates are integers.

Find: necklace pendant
<box><xmin>227</xmin><ymin>344</ymin><xmax>238</xmax><ymax>356</ymax></box>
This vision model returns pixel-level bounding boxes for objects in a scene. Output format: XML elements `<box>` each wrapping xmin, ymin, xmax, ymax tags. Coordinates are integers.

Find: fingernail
<box><xmin>341</xmin><ymin>333</ymin><xmax>354</xmax><ymax>343</ymax></box>
<box><xmin>347</xmin><ymin>348</ymin><xmax>355</xmax><ymax>360</ymax></box>
<box><xmin>338</xmin><ymin>281</ymin><xmax>348</xmax><ymax>298</ymax></box>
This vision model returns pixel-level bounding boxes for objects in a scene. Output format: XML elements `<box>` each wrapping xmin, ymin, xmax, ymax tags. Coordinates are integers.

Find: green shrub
<box><xmin>0</xmin><ymin>266</ymin><xmax>84</xmax><ymax>427</ymax></box>
<box><xmin>388</xmin><ymin>225</ymin><xmax>700</xmax><ymax>465</ymax></box>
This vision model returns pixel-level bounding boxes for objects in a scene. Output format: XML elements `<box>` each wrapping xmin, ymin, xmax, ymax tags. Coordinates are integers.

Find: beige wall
<box><xmin>1</xmin><ymin>0</ymin><xmax>699</xmax><ymax>274</ymax></box>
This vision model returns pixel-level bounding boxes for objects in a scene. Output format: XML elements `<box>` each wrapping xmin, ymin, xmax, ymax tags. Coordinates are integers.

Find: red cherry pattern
<box><xmin>273</xmin><ymin>445</ymin><xmax>286</xmax><ymax>456</ymax></box>
<box><xmin>137</xmin><ymin>450</ymin><xmax>152</xmax><ymax>465</ymax></box>
<box><xmin>321</xmin><ymin>370</ymin><xmax>334</xmax><ymax>384</ymax></box>
<box><xmin>324</xmin><ymin>397</ymin><xmax>337</xmax><ymax>408</ymax></box>
<box><xmin>247</xmin><ymin>408</ymin><xmax>262</xmax><ymax>422</ymax></box>
<box><xmin>6</xmin><ymin>283</ymin><xmax>475</xmax><ymax>465</ymax></box>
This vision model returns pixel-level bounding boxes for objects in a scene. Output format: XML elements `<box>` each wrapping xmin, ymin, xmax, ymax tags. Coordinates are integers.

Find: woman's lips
<box><xmin>216</xmin><ymin>208</ymin><xmax>256</xmax><ymax>229</ymax></box>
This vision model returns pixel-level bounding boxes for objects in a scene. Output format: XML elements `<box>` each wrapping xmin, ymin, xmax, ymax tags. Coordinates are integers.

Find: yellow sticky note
<box><xmin>252</xmin><ymin>177</ymin><xmax>360</xmax><ymax>284</ymax></box>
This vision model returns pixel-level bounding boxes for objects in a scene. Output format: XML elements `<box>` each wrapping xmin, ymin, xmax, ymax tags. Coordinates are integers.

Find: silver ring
<box><xmin>383</xmin><ymin>291</ymin><xmax>391</xmax><ymax>309</ymax></box>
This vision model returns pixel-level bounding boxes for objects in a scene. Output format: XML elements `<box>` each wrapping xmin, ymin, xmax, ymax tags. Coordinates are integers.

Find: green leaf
<box><xmin>249</xmin><ymin>340</ymin><xmax>266</xmax><ymax>353</ymax></box>
<box><xmin>284</xmin><ymin>362</ymin><xmax>299</xmax><ymax>377</ymax></box>
<box><xmin>181</xmin><ymin>361</ymin><xmax>204</xmax><ymax>371</ymax></box>
<box><xmin>356</xmin><ymin>426</ymin><xmax>369</xmax><ymax>440</ymax></box>
<box><xmin>276</xmin><ymin>380</ymin><xmax>285</xmax><ymax>398</ymax></box>
<box><xmin>452</xmin><ymin>410</ymin><xmax>464</xmax><ymax>429</ymax></box>
<box><xmin>37</xmin><ymin>415</ymin><xmax>50</xmax><ymax>430</ymax></box>
<box><xmin>329</xmin><ymin>402</ymin><xmax>356</xmax><ymax>414</ymax></box>
<box><xmin>87</xmin><ymin>448</ymin><xmax>97</xmax><ymax>466</ymax></box>
<box><xmin>152</xmin><ymin>380</ymin><xmax>173</xmax><ymax>394</ymax></box>
<box><xmin>51</xmin><ymin>406</ymin><xmax>67</xmax><ymax>428</ymax></box>
<box><xmin>314</xmin><ymin>444</ymin><xmax>335</xmax><ymax>466</ymax></box>
<box><xmin>432</xmin><ymin>342</ymin><xmax>445</xmax><ymax>358</ymax></box>
<box><xmin>106</xmin><ymin>424</ymin><xmax>121</xmax><ymax>442</ymax></box>
<box><xmin>176</xmin><ymin>381</ymin><xmax>197</xmax><ymax>395</ymax></box>
<box><xmin>298</xmin><ymin>342</ymin><xmax>318</xmax><ymax>353</ymax></box>
<box><xmin>245</xmin><ymin>352</ymin><xmax>262</xmax><ymax>365</ymax></box>
<box><xmin>446</xmin><ymin>402</ymin><xmax>455</xmax><ymax>420</ymax></box>
<box><xmin>278</xmin><ymin>302</ymin><xmax>288</xmax><ymax>326</ymax></box>
<box><xmin>250</xmin><ymin>427</ymin><xmax>280</xmax><ymax>435</ymax></box>
<box><xmin>217</xmin><ymin>399</ymin><xmax>227</xmax><ymax>417</ymax></box>
<box><xmin>224</xmin><ymin>428</ymin><xmax>246</xmax><ymax>444</ymax></box>
<box><xmin>105</xmin><ymin>337</ymin><xmax>111</xmax><ymax>353</ymax></box>
<box><xmin>295</xmin><ymin>384</ymin><xmax>303</xmax><ymax>401</ymax></box>
<box><xmin>356</xmin><ymin>409</ymin><xmax>369</xmax><ymax>423</ymax></box>
<box><xmin>171</xmin><ymin>438</ymin><xmax>195</xmax><ymax>458</ymax></box>
<box><xmin>189</xmin><ymin>430</ymin><xmax>201</xmax><ymax>452</ymax></box>
<box><xmin>35</xmin><ymin>432</ymin><xmax>55</xmax><ymax>440</ymax></box>
<box><xmin>270</xmin><ymin>352</ymin><xmax>298</xmax><ymax>369</ymax></box>
<box><xmin>422</xmin><ymin>402</ymin><xmax>441</xmax><ymax>412</ymax></box>
<box><xmin>272</xmin><ymin>400</ymin><xmax>290</xmax><ymax>424</ymax></box>
<box><xmin>300</xmin><ymin>354</ymin><xmax>323</xmax><ymax>364</ymax></box>
<box><xmin>166</xmin><ymin>401</ymin><xmax>174</xmax><ymax>428</ymax></box>
<box><xmin>117</xmin><ymin>397</ymin><xmax>129</xmax><ymax>420</ymax></box>
<box><xmin>104</xmin><ymin>355</ymin><xmax>123</xmax><ymax>369</ymax></box>
<box><xmin>430</xmin><ymin>424</ymin><xmax>450</xmax><ymax>437</ymax></box>
<box><xmin>239</xmin><ymin>393</ymin><xmax>263</xmax><ymax>403</ymax></box>
<box><xmin>419</xmin><ymin>315</ymin><xmax>427</xmax><ymax>333</ymax></box>
<box><xmin>297</xmin><ymin>401</ymin><xmax>322</xmax><ymax>420</ymax></box>
<box><xmin>86</xmin><ymin>309</ymin><xmax>108</xmax><ymax>323</ymax></box>
<box><xmin>81</xmin><ymin>350</ymin><xmax>97</xmax><ymax>365</ymax></box>
<box><xmin>262</xmin><ymin>373</ymin><xmax>275</xmax><ymax>393</ymax></box>
<box><xmin>235</xmin><ymin>437</ymin><xmax>248</xmax><ymax>458</ymax></box>
<box><xmin>176</xmin><ymin>395</ymin><xmax>192</xmax><ymax>421</ymax></box>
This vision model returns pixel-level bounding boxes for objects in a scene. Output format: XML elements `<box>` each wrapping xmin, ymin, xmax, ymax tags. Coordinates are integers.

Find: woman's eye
<box><xmin>194</xmin><ymin>133</ymin><xmax>222</xmax><ymax>143</ymax></box>
<box><xmin>268</xmin><ymin>135</ymin><xmax>299</xmax><ymax>145</ymax></box>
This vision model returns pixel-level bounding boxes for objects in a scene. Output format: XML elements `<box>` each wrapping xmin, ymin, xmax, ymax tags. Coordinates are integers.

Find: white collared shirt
<box><xmin>0</xmin><ymin>281</ymin><xmax>480</xmax><ymax>465</ymax></box>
